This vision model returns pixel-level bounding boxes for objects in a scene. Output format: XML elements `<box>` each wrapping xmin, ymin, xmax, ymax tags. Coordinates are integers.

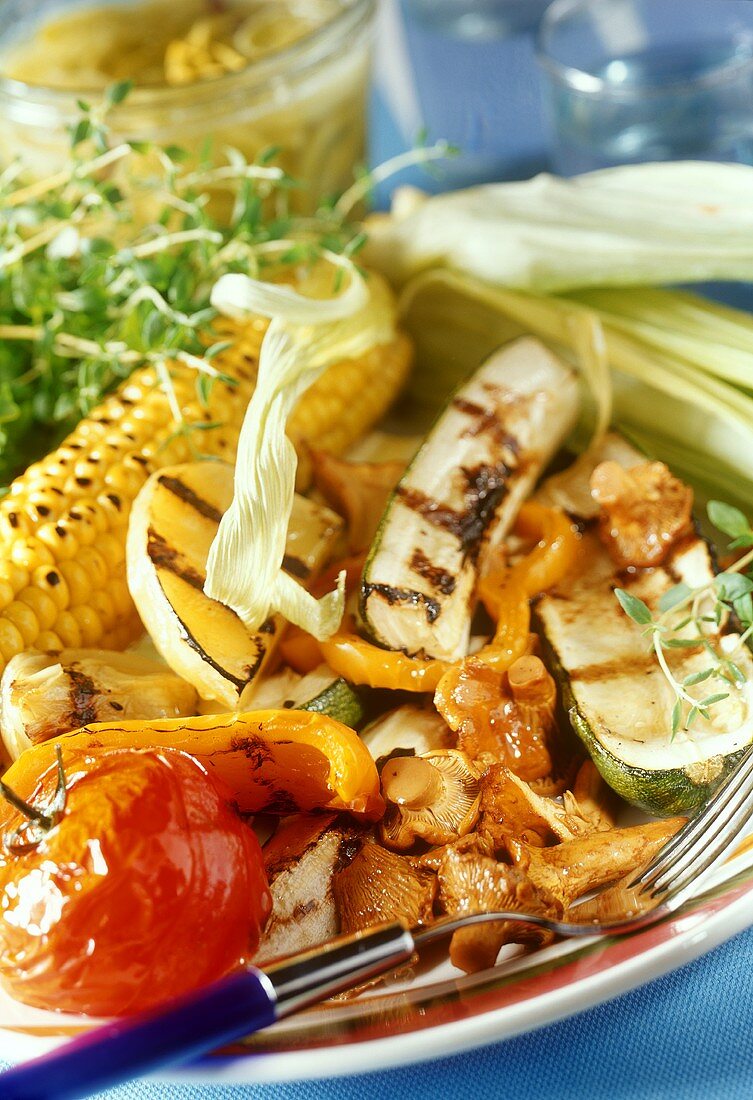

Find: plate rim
<box><xmin>153</xmin><ymin>882</ymin><xmax>753</xmax><ymax>1084</ymax></box>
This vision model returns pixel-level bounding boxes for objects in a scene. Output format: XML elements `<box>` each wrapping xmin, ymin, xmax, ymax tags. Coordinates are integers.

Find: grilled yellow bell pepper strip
<box><xmin>321</xmin><ymin>623</ymin><xmax>451</xmax><ymax>693</ymax></box>
<box><xmin>320</xmin><ymin>504</ymin><xmax>577</xmax><ymax>692</ymax></box>
<box><xmin>476</xmin><ymin>502</ymin><xmax>579</xmax><ymax>671</ymax></box>
<box><xmin>2</xmin><ymin>710</ymin><xmax>384</xmax><ymax>819</ymax></box>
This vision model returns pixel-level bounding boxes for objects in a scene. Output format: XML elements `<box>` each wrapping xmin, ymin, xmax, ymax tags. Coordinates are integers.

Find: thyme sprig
<box><xmin>615</xmin><ymin>501</ymin><xmax>753</xmax><ymax>739</ymax></box>
<box><xmin>0</xmin><ymin>90</ymin><xmax>370</xmax><ymax>486</ymax></box>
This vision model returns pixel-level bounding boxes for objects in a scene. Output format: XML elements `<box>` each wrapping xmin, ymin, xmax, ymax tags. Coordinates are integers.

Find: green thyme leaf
<box><xmin>734</xmin><ymin>592</ymin><xmax>753</xmax><ymax>628</ymax></box>
<box><xmin>708</xmin><ymin>500</ymin><xmax>752</xmax><ymax>541</ymax></box>
<box><xmin>683</xmin><ymin>668</ymin><xmax>714</xmax><ymax>687</ymax></box>
<box><xmin>614</xmin><ymin>588</ymin><xmax>653</xmax><ymax>626</ymax></box>
<box><xmin>671</xmin><ymin>698</ymin><xmax>683</xmax><ymax>738</ymax></box>
<box><xmin>698</xmin><ymin>693</ymin><xmax>729</xmax><ymax>708</ymax></box>
<box><xmin>105</xmin><ymin>79</ymin><xmax>133</xmax><ymax>108</ymax></box>
<box><xmin>659</xmin><ymin>583</ymin><xmax>692</xmax><ymax>613</ymax></box>
<box><xmin>714</xmin><ymin>572</ymin><xmax>753</xmax><ymax>602</ymax></box>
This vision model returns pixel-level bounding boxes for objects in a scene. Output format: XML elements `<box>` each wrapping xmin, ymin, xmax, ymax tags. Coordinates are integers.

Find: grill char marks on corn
<box><xmin>360</xmin><ymin>339</ymin><xmax>581</xmax><ymax>662</ymax></box>
<box><xmin>0</xmin><ymin>319</ymin><xmax>263</xmax><ymax>673</ymax></box>
<box><xmin>0</xmin><ymin>286</ymin><xmax>412</xmax><ymax>675</ymax></box>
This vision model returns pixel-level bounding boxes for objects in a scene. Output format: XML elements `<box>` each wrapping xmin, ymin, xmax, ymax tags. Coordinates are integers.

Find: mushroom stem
<box><xmin>508</xmin><ymin>655</ymin><xmax>549</xmax><ymax>700</ymax></box>
<box><xmin>381</xmin><ymin>756</ymin><xmax>444</xmax><ymax>810</ymax></box>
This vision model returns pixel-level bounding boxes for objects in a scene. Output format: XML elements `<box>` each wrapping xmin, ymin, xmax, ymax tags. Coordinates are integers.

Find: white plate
<box><xmin>2</xmin><ymin>840</ymin><xmax>753</xmax><ymax>1083</ymax></box>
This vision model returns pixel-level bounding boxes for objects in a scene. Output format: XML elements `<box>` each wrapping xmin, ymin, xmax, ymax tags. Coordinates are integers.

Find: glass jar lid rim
<box><xmin>0</xmin><ymin>0</ymin><xmax>375</xmax><ymax>107</ymax></box>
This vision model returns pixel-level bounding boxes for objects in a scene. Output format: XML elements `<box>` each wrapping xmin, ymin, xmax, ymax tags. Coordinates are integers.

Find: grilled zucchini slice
<box><xmin>360</xmin><ymin>337</ymin><xmax>579</xmax><ymax>660</ymax></box>
<box><xmin>537</xmin><ymin>441</ymin><xmax>753</xmax><ymax>815</ymax></box>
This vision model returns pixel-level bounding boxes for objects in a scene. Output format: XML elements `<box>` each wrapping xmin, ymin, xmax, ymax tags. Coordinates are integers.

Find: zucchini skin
<box><xmin>539</xmin><ymin>618</ymin><xmax>749</xmax><ymax>817</ymax></box>
<box><xmin>300</xmin><ymin>678</ymin><xmax>377</xmax><ymax>731</ymax></box>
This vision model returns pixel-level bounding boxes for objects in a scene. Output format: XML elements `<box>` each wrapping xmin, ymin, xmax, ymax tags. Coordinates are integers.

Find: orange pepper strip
<box><xmin>321</xmin><ymin>626</ymin><xmax>451</xmax><ymax>693</ymax></box>
<box><xmin>279</xmin><ymin>629</ymin><xmax>323</xmax><ymax>676</ymax></box>
<box><xmin>280</xmin><ymin>553</ymin><xmax>368</xmax><ymax>675</ymax></box>
<box><xmin>321</xmin><ymin>505</ymin><xmax>577</xmax><ymax>691</ymax></box>
<box><xmin>475</xmin><ymin>587</ymin><xmax>532</xmax><ymax>672</ymax></box>
<box><xmin>3</xmin><ymin>710</ymin><xmax>384</xmax><ymax>820</ymax></box>
<box><xmin>475</xmin><ymin>503</ymin><xmax>579</xmax><ymax>673</ymax></box>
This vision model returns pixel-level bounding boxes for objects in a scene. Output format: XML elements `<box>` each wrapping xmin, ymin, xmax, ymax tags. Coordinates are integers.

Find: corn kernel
<box><xmin>10</xmin><ymin>537</ymin><xmax>54</xmax><ymax>571</ymax></box>
<box><xmin>36</xmin><ymin>522</ymin><xmax>79</xmax><ymax>562</ymax></box>
<box><xmin>71</xmin><ymin>605</ymin><xmax>102</xmax><ymax>647</ymax></box>
<box><xmin>58</xmin><ymin>561</ymin><xmax>91</xmax><ymax>606</ymax></box>
<box><xmin>2</xmin><ymin>601</ymin><xmax>39</xmax><ymax>647</ymax></box>
<box><xmin>31</xmin><ymin>565</ymin><xmax>70</xmax><ymax>610</ymax></box>
<box><xmin>18</xmin><ymin>587</ymin><xmax>58</xmax><ymax>631</ymax></box>
<box><xmin>54</xmin><ymin>611</ymin><xmax>82</xmax><ymax>649</ymax></box>
<box><xmin>0</xmin><ymin>619</ymin><xmax>25</xmax><ymax>662</ymax></box>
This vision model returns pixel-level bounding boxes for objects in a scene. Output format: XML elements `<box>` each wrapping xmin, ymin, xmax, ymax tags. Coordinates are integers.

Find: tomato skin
<box><xmin>0</xmin><ymin>748</ymin><xmax>271</xmax><ymax>1017</ymax></box>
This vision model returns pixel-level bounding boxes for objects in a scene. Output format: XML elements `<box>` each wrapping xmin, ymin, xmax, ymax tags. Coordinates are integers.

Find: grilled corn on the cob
<box><xmin>0</xmin><ymin>297</ymin><xmax>411</xmax><ymax>673</ymax></box>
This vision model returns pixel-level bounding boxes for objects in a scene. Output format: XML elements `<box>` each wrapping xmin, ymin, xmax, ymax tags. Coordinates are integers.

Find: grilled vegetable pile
<box><xmin>2</xmin><ymin>136</ymin><xmax>753</xmax><ymax>1018</ymax></box>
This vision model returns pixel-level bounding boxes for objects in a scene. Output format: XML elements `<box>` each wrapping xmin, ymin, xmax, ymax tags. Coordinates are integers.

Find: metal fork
<box><xmin>5</xmin><ymin>743</ymin><xmax>753</xmax><ymax>1100</ymax></box>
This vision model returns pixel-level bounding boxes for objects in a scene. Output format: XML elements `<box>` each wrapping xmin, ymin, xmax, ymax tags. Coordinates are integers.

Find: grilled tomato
<box><xmin>0</xmin><ymin>746</ymin><xmax>271</xmax><ymax>1017</ymax></box>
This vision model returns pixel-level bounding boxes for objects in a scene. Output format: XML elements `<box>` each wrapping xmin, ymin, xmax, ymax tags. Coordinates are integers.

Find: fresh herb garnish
<box><xmin>0</xmin><ymin>88</ymin><xmax>370</xmax><ymax>488</ymax></box>
<box><xmin>615</xmin><ymin>500</ymin><xmax>753</xmax><ymax>738</ymax></box>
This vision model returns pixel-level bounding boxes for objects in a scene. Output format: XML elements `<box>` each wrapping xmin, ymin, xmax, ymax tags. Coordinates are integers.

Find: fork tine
<box><xmin>629</xmin><ymin>743</ymin><xmax>753</xmax><ymax>891</ymax></box>
<box><xmin>649</xmin><ymin>780</ymin><xmax>753</xmax><ymax>902</ymax></box>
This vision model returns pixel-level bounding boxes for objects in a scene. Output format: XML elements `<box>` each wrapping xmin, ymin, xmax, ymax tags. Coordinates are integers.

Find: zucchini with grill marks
<box><xmin>360</xmin><ymin>338</ymin><xmax>579</xmax><ymax>660</ymax></box>
<box><xmin>536</xmin><ymin>440</ymin><xmax>753</xmax><ymax>816</ymax></box>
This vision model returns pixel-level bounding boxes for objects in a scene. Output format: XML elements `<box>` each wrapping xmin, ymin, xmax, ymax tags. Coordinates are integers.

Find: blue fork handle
<box><xmin>0</xmin><ymin>922</ymin><xmax>415</xmax><ymax>1100</ymax></box>
<box><xmin>0</xmin><ymin>968</ymin><xmax>276</xmax><ymax>1100</ymax></box>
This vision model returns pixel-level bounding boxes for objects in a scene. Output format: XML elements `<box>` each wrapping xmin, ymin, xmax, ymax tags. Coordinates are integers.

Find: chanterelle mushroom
<box><xmin>565</xmin><ymin>759</ymin><xmax>619</xmax><ymax>833</ymax></box>
<box><xmin>437</xmin><ymin>841</ymin><xmax>562</xmax><ymax>973</ymax></box>
<box><xmin>380</xmin><ymin>749</ymin><xmax>481</xmax><ymax>851</ymax></box>
<box><xmin>590</xmin><ymin>459</ymin><xmax>693</xmax><ymax>568</ymax></box>
<box><xmin>508</xmin><ymin>817</ymin><xmax>685</xmax><ymax>907</ymax></box>
<box><xmin>333</xmin><ymin>838</ymin><xmax>437</xmax><ymax>934</ymax></box>
<box><xmin>434</xmin><ymin>654</ymin><xmax>564</xmax><ymax>789</ymax></box>
<box><xmin>361</xmin><ymin>703</ymin><xmax>455</xmax><ymax>769</ymax></box>
<box><xmin>479</xmin><ymin>763</ymin><xmax>583</xmax><ymax>849</ymax></box>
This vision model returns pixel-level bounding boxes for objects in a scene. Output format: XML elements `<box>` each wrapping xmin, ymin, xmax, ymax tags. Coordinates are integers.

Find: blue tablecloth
<box><xmin>50</xmin><ymin>926</ymin><xmax>753</xmax><ymax>1099</ymax></box>
<box><xmin>5</xmin><ymin>5</ymin><xmax>753</xmax><ymax>1097</ymax></box>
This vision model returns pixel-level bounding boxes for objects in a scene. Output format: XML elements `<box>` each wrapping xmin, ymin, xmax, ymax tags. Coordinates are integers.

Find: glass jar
<box><xmin>0</xmin><ymin>0</ymin><xmax>375</xmax><ymax>207</ymax></box>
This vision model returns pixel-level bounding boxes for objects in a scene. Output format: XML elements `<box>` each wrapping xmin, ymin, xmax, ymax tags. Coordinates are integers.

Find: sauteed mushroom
<box><xmin>361</xmin><ymin>703</ymin><xmax>455</xmax><ymax>769</ymax></box>
<box><xmin>435</xmin><ymin>655</ymin><xmax>561</xmax><ymax>786</ymax></box>
<box><xmin>507</xmin><ymin>817</ymin><xmax>685</xmax><ymax>907</ymax></box>
<box><xmin>567</xmin><ymin>760</ymin><xmax>619</xmax><ymax>833</ymax></box>
<box><xmin>333</xmin><ymin>838</ymin><xmax>437</xmax><ymax>933</ymax></box>
<box><xmin>380</xmin><ymin>750</ymin><xmax>481</xmax><ymax>850</ymax></box>
<box><xmin>479</xmin><ymin>763</ymin><xmax>581</xmax><ymax>848</ymax></box>
<box><xmin>437</xmin><ymin>841</ymin><xmax>562</xmax><ymax>973</ymax></box>
<box><xmin>590</xmin><ymin>459</ymin><xmax>693</xmax><ymax>568</ymax></box>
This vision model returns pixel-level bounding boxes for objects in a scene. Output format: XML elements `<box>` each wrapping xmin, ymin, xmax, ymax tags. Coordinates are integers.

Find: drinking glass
<box><xmin>536</xmin><ymin>0</ymin><xmax>753</xmax><ymax>175</ymax></box>
<box><xmin>404</xmin><ymin>0</ymin><xmax>550</xmax><ymax>40</ymax></box>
